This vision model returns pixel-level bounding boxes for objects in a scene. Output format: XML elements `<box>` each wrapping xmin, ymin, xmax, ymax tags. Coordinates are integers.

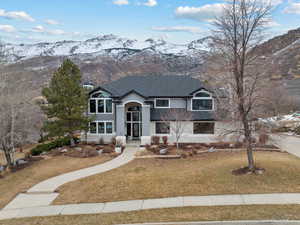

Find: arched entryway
<box><xmin>125</xmin><ymin>102</ymin><xmax>142</xmax><ymax>140</ymax></box>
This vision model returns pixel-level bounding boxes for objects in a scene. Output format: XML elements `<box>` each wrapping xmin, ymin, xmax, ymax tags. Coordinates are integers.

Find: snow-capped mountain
<box><xmin>2</xmin><ymin>34</ymin><xmax>208</xmax><ymax>63</ymax></box>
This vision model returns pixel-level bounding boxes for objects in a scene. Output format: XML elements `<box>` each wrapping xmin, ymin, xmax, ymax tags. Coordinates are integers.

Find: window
<box><xmin>155</xmin><ymin>99</ymin><xmax>170</xmax><ymax>108</ymax></box>
<box><xmin>90</xmin><ymin>122</ymin><xmax>97</xmax><ymax>134</ymax></box>
<box><xmin>98</xmin><ymin>122</ymin><xmax>105</xmax><ymax>134</ymax></box>
<box><xmin>89</xmin><ymin>100</ymin><xmax>96</xmax><ymax>113</ymax></box>
<box><xmin>97</xmin><ymin>100</ymin><xmax>105</xmax><ymax>113</ymax></box>
<box><xmin>89</xmin><ymin>121</ymin><xmax>114</xmax><ymax>134</ymax></box>
<box><xmin>106</xmin><ymin>99</ymin><xmax>112</xmax><ymax>113</ymax></box>
<box><xmin>156</xmin><ymin>122</ymin><xmax>170</xmax><ymax>134</ymax></box>
<box><xmin>89</xmin><ymin>91</ymin><xmax>113</xmax><ymax>114</ymax></box>
<box><xmin>193</xmin><ymin>122</ymin><xmax>215</xmax><ymax>134</ymax></box>
<box><xmin>106</xmin><ymin>122</ymin><xmax>113</xmax><ymax>134</ymax></box>
<box><xmin>192</xmin><ymin>99</ymin><xmax>213</xmax><ymax>111</ymax></box>
<box><xmin>192</xmin><ymin>90</ymin><xmax>213</xmax><ymax>111</ymax></box>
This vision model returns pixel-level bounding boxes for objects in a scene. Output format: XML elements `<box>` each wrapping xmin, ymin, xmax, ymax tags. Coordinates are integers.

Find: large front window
<box><xmin>89</xmin><ymin>121</ymin><xmax>114</xmax><ymax>134</ymax></box>
<box><xmin>89</xmin><ymin>91</ymin><xmax>113</xmax><ymax>114</ymax></box>
<box><xmin>192</xmin><ymin>90</ymin><xmax>213</xmax><ymax>111</ymax></box>
<box><xmin>155</xmin><ymin>99</ymin><xmax>170</xmax><ymax>108</ymax></box>
<box><xmin>155</xmin><ymin>122</ymin><xmax>170</xmax><ymax>134</ymax></box>
<box><xmin>193</xmin><ymin>122</ymin><xmax>215</xmax><ymax>134</ymax></box>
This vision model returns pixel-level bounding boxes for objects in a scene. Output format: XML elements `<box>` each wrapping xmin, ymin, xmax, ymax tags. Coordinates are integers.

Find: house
<box><xmin>86</xmin><ymin>75</ymin><xmax>225</xmax><ymax>145</ymax></box>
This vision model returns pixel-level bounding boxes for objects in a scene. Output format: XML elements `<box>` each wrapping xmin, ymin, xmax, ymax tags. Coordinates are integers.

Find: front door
<box><xmin>133</xmin><ymin>123</ymin><xmax>140</xmax><ymax>138</ymax></box>
<box><xmin>126</xmin><ymin>106</ymin><xmax>142</xmax><ymax>140</ymax></box>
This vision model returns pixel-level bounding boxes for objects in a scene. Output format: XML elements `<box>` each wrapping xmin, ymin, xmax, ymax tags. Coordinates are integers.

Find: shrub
<box><xmin>111</xmin><ymin>137</ymin><xmax>117</xmax><ymax>146</ymax></box>
<box><xmin>151</xmin><ymin>136</ymin><xmax>160</xmax><ymax>145</ymax></box>
<box><xmin>294</xmin><ymin>126</ymin><xmax>300</xmax><ymax>135</ymax></box>
<box><xmin>145</xmin><ymin>144</ymin><xmax>151</xmax><ymax>151</ymax></box>
<box><xmin>162</xmin><ymin>136</ymin><xmax>168</xmax><ymax>145</ymax></box>
<box><xmin>30</xmin><ymin>137</ymin><xmax>79</xmax><ymax>156</ymax></box>
<box><xmin>258</xmin><ymin>133</ymin><xmax>269</xmax><ymax>145</ymax></box>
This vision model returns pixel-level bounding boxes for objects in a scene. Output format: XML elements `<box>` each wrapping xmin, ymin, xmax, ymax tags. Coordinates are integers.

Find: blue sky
<box><xmin>0</xmin><ymin>0</ymin><xmax>300</xmax><ymax>44</ymax></box>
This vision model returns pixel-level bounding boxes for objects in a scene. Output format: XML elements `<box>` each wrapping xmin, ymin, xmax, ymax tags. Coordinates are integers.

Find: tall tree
<box><xmin>41</xmin><ymin>59</ymin><xmax>89</xmax><ymax>146</ymax></box>
<box><xmin>162</xmin><ymin>109</ymin><xmax>192</xmax><ymax>150</ymax></box>
<box><xmin>211</xmin><ymin>0</ymin><xmax>272</xmax><ymax>171</ymax></box>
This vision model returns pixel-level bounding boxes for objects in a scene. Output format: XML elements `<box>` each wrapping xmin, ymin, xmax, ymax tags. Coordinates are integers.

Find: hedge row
<box><xmin>31</xmin><ymin>137</ymin><xmax>79</xmax><ymax>156</ymax></box>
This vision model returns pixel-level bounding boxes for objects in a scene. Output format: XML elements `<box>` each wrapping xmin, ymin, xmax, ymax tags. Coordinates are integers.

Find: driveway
<box><xmin>272</xmin><ymin>134</ymin><xmax>300</xmax><ymax>158</ymax></box>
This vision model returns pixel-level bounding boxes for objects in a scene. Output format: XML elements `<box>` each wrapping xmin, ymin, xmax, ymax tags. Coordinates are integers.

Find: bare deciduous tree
<box><xmin>162</xmin><ymin>109</ymin><xmax>192</xmax><ymax>149</ymax></box>
<box><xmin>211</xmin><ymin>0</ymin><xmax>273</xmax><ymax>171</ymax></box>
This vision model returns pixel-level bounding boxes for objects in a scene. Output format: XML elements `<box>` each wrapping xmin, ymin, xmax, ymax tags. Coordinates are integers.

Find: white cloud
<box><xmin>0</xmin><ymin>9</ymin><xmax>34</xmax><ymax>22</ymax></box>
<box><xmin>283</xmin><ymin>2</ymin><xmax>300</xmax><ymax>14</ymax></box>
<box><xmin>45</xmin><ymin>19</ymin><xmax>60</xmax><ymax>25</ymax></box>
<box><xmin>265</xmin><ymin>19</ymin><xmax>281</xmax><ymax>27</ymax></box>
<box><xmin>0</xmin><ymin>25</ymin><xmax>16</xmax><ymax>33</ymax></box>
<box><xmin>31</xmin><ymin>25</ymin><xmax>67</xmax><ymax>35</ymax></box>
<box><xmin>152</xmin><ymin>26</ymin><xmax>202</xmax><ymax>33</ymax></box>
<box><xmin>175</xmin><ymin>4</ymin><xmax>225</xmax><ymax>22</ymax></box>
<box><xmin>113</xmin><ymin>0</ymin><xmax>129</xmax><ymax>5</ymax></box>
<box><xmin>143</xmin><ymin>0</ymin><xmax>157</xmax><ymax>7</ymax></box>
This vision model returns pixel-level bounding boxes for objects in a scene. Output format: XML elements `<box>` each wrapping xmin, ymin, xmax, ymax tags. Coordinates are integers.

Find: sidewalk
<box><xmin>1</xmin><ymin>193</ymin><xmax>300</xmax><ymax>220</ymax></box>
<box><xmin>3</xmin><ymin>147</ymin><xmax>139</xmax><ymax>210</ymax></box>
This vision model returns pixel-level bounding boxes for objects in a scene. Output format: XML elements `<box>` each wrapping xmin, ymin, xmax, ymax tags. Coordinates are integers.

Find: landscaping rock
<box><xmin>60</xmin><ymin>149</ymin><xmax>68</xmax><ymax>153</ymax></box>
<box><xmin>208</xmin><ymin>147</ymin><xmax>216</xmax><ymax>153</ymax></box>
<box><xmin>115</xmin><ymin>147</ymin><xmax>122</xmax><ymax>154</ymax></box>
<box><xmin>159</xmin><ymin>148</ymin><xmax>168</xmax><ymax>155</ymax></box>
<box><xmin>97</xmin><ymin>149</ymin><xmax>103</xmax><ymax>155</ymax></box>
<box><xmin>16</xmin><ymin>159</ymin><xmax>28</xmax><ymax>165</ymax></box>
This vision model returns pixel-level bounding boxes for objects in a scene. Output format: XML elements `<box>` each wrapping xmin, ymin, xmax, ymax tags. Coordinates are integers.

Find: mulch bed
<box><xmin>232</xmin><ymin>167</ymin><xmax>266</xmax><ymax>176</ymax></box>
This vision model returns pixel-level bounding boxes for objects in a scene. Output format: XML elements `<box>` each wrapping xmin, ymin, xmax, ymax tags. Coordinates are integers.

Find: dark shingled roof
<box><xmin>150</xmin><ymin>108</ymin><xmax>215</xmax><ymax>121</ymax></box>
<box><xmin>96</xmin><ymin>75</ymin><xmax>206</xmax><ymax>98</ymax></box>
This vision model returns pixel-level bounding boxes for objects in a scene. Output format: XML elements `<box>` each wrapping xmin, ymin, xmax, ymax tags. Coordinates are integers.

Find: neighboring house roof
<box><xmin>150</xmin><ymin>108</ymin><xmax>215</xmax><ymax>121</ymax></box>
<box><xmin>91</xmin><ymin>75</ymin><xmax>209</xmax><ymax>98</ymax></box>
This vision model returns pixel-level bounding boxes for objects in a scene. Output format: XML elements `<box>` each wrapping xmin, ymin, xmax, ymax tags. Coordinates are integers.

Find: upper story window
<box><xmin>192</xmin><ymin>90</ymin><xmax>214</xmax><ymax>111</ymax></box>
<box><xmin>89</xmin><ymin>91</ymin><xmax>113</xmax><ymax>114</ymax></box>
<box><xmin>155</xmin><ymin>98</ymin><xmax>170</xmax><ymax>108</ymax></box>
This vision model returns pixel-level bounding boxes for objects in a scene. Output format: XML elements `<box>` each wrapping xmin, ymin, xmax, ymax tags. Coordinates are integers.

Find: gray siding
<box><xmin>91</xmin><ymin>114</ymin><xmax>114</xmax><ymax>121</ymax></box>
<box><xmin>142</xmin><ymin>105</ymin><xmax>151</xmax><ymax>136</ymax></box>
<box><xmin>116</xmin><ymin>105</ymin><xmax>125</xmax><ymax>136</ymax></box>
<box><xmin>170</xmin><ymin>98</ymin><xmax>186</xmax><ymax>108</ymax></box>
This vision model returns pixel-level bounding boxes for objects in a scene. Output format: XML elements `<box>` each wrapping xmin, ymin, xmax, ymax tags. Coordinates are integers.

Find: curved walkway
<box><xmin>1</xmin><ymin>193</ymin><xmax>300</xmax><ymax>220</ymax></box>
<box><xmin>3</xmin><ymin>147</ymin><xmax>139</xmax><ymax>210</ymax></box>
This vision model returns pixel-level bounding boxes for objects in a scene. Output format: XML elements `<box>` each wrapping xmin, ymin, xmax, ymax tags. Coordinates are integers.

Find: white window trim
<box><xmin>155</xmin><ymin>98</ymin><xmax>170</xmax><ymax>108</ymax></box>
<box><xmin>89</xmin><ymin>121</ymin><xmax>114</xmax><ymax>135</ymax></box>
<box><xmin>155</xmin><ymin>121</ymin><xmax>171</xmax><ymax>135</ymax></box>
<box><xmin>193</xmin><ymin>121</ymin><xmax>215</xmax><ymax>135</ymax></box>
<box><xmin>191</xmin><ymin>90</ymin><xmax>214</xmax><ymax>112</ymax></box>
<box><xmin>89</xmin><ymin>91</ymin><xmax>113</xmax><ymax>114</ymax></box>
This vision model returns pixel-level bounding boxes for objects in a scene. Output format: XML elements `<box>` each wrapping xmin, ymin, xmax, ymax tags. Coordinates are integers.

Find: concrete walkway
<box><xmin>1</xmin><ymin>193</ymin><xmax>300</xmax><ymax>220</ymax></box>
<box><xmin>272</xmin><ymin>134</ymin><xmax>300</xmax><ymax>158</ymax></box>
<box><xmin>3</xmin><ymin>146</ymin><xmax>139</xmax><ymax>210</ymax></box>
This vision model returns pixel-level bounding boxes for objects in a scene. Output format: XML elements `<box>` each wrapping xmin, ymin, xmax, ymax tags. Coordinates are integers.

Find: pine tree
<box><xmin>41</xmin><ymin>59</ymin><xmax>89</xmax><ymax>146</ymax></box>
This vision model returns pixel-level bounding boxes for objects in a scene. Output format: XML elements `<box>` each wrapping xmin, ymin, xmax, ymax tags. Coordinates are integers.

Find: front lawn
<box><xmin>1</xmin><ymin>205</ymin><xmax>300</xmax><ymax>225</ymax></box>
<box><xmin>54</xmin><ymin>151</ymin><xmax>300</xmax><ymax>205</ymax></box>
<box><xmin>0</xmin><ymin>155</ymin><xmax>111</xmax><ymax>209</ymax></box>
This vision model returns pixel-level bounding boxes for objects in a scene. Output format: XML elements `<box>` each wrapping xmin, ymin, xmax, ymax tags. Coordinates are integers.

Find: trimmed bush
<box><xmin>30</xmin><ymin>137</ymin><xmax>79</xmax><ymax>156</ymax></box>
<box><xmin>151</xmin><ymin>136</ymin><xmax>160</xmax><ymax>145</ymax></box>
<box><xmin>162</xmin><ymin>136</ymin><xmax>168</xmax><ymax>145</ymax></box>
